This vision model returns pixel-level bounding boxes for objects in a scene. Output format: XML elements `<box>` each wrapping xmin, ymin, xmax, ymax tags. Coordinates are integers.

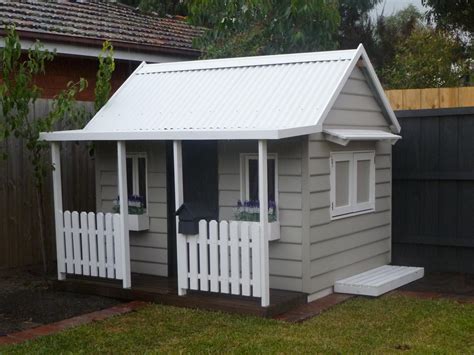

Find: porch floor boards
<box><xmin>54</xmin><ymin>273</ymin><xmax>307</xmax><ymax>318</ymax></box>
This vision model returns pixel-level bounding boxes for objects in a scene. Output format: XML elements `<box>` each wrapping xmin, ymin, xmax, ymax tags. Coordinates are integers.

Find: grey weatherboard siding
<box><xmin>307</xmin><ymin>66</ymin><xmax>393</xmax><ymax>297</ymax></box>
<box><xmin>95</xmin><ymin>141</ymin><xmax>169</xmax><ymax>277</ymax></box>
<box><xmin>218</xmin><ymin>139</ymin><xmax>307</xmax><ymax>292</ymax></box>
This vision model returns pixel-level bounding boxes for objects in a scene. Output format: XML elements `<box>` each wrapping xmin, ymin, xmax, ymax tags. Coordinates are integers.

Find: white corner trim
<box><xmin>307</xmin><ymin>286</ymin><xmax>334</xmax><ymax>303</ymax></box>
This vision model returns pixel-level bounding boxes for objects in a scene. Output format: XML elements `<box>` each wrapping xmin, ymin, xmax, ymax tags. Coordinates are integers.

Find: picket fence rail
<box><xmin>56</xmin><ymin>210</ymin><xmax>124</xmax><ymax>280</ymax></box>
<box><xmin>183</xmin><ymin>220</ymin><xmax>262</xmax><ymax>297</ymax></box>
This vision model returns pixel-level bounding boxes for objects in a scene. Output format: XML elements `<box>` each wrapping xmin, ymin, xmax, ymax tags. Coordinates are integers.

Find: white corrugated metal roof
<box><xmin>323</xmin><ymin>128</ymin><xmax>401</xmax><ymax>146</ymax></box>
<box><xmin>40</xmin><ymin>44</ymin><xmax>400</xmax><ymax>141</ymax></box>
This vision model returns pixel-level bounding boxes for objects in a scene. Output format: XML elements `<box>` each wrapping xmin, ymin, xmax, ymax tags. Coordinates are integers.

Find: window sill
<box><xmin>330</xmin><ymin>208</ymin><xmax>375</xmax><ymax>221</ymax></box>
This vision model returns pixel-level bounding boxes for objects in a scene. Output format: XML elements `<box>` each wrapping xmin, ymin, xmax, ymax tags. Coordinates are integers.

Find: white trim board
<box><xmin>334</xmin><ymin>265</ymin><xmax>424</xmax><ymax>297</ymax></box>
<box><xmin>0</xmin><ymin>39</ymin><xmax>188</xmax><ymax>63</ymax></box>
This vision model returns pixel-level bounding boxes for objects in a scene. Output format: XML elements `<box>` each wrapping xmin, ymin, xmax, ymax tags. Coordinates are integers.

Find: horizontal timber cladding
<box><xmin>324</xmin><ymin>67</ymin><xmax>391</xmax><ymax>130</ymax></box>
<box><xmin>217</xmin><ymin>138</ymin><xmax>307</xmax><ymax>292</ymax></box>
<box><xmin>308</xmin><ymin>132</ymin><xmax>392</xmax><ymax>295</ymax></box>
<box><xmin>392</xmin><ymin>108</ymin><xmax>474</xmax><ymax>273</ymax></box>
<box><xmin>95</xmin><ymin>141</ymin><xmax>168</xmax><ymax>276</ymax></box>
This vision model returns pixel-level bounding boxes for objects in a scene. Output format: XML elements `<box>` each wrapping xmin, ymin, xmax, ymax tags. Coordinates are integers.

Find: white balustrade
<box><xmin>57</xmin><ymin>210</ymin><xmax>124</xmax><ymax>280</ymax></box>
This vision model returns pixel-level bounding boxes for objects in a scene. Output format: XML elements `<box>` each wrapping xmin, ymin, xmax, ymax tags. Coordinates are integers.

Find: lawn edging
<box><xmin>0</xmin><ymin>301</ymin><xmax>147</xmax><ymax>346</ymax></box>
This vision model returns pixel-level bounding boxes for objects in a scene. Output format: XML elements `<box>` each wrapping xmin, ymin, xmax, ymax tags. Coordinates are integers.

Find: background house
<box><xmin>0</xmin><ymin>0</ymin><xmax>203</xmax><ymax>270</ymax></box>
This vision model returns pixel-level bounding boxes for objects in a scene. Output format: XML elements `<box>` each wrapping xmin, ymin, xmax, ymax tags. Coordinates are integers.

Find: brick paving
<box><xmin>0</xmin><ymin>301</ymin><xmax>147</xmax><ymax>346</ymax></box>
<box><xmin>274</xmin><ymin>293</ymin><xmax>353</xmax><ymax>323</ymax></box>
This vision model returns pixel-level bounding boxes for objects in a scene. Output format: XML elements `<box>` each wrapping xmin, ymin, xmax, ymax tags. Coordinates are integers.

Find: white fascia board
<box><xmin>40</xmin><ymin>124</ymin><xmax>322</xmax><ymax>142</ymax></box>
<box><xmin>0</xmin><ymin>39</ymin><xmax>188</xmax><ymax>63</ymax></box>
<box><xmin>276</xmin><ymin>125</ymin><xmax>322</xmax><ymax>139</ymax></box>
<box><xmin>139</xmin><ymin>49</ymin><xmax>357</xmax><ymax>74</ymax></box>
<box><xmin>317</xmin><ymin>44</ymin><xmax>402</xmax><ymax>135</ymax></box>
<box><xmin>39</xmin><ymin>128</ymin><xmax>285</xmax><ymax>142</ymax></box>
<box><xmin>40</xmin><ymin>122</ymin><xmax>323</xmax><ymax>142</ymax></box>
<box><xmin>358</xmin><ymin>46</ymin><xmax>401</xmax><ymax>134</ymax></box>
<box><xmin>313</xmin><ymin>45</ymin><xmax>363</xmax><ymax>131</ymax></box>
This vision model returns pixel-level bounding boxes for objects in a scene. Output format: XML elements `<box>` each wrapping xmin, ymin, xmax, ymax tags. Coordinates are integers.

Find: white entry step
<box><xmin>334</xmin><ymin>265</ymin><xmax>424</xmax><ymax>297</ymax></box>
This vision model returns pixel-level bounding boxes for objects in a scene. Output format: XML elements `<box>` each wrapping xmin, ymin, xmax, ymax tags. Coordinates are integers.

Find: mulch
<box><xmin>0</xmin><ymin>268</ymin><xmax>121</xmax><ymax>336</ymax></box>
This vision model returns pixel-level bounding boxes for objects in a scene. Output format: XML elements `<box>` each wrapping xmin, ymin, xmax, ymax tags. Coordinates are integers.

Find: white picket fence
<box><xmin>56</xmin><ymin>210</ymin><xmax>124</xmax><ymax>280</ymax></box>
<box><xmin>183</xmin><ymin>220</ymin><xmax>262</xmax><ymax>297</ymax></box>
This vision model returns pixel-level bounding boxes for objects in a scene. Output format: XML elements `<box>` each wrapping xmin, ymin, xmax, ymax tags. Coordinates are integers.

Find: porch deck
<box><xmin>54</xmin><ymin>274</ymin><xmax>307</xmax><ymax>318</ymax></box>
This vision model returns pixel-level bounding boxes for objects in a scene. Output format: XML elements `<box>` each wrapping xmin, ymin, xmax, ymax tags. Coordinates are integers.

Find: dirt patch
<box><xmin>0</xmin><ymin>268</ymin><xmax>120</xmax><ymax>335</ymax></box>
<box><xmin>399</xmin><ymin>272</ymin><xmax>474</xmax><ymax>296</ymax></box>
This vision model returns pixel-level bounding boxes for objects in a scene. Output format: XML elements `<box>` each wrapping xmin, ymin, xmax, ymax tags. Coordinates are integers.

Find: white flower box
<box><xmin>242</xmin><ymin>221</ymin><xmax>280</xmax><ymax>241</ymax></box>
<box><xmin>128</xmin><ymin>214</ymin><xmax>149</xmax><ymax>231</ymax></box>
<box><xmin>267</xmin><ymin>221</ymin><xmax>280</xmax><ymax>241</ymax></box>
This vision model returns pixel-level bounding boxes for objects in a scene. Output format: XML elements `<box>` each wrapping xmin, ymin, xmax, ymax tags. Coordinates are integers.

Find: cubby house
<box><xmin>40</xmin><ymin>44</ymin><xmax>423</xmax><ymax>312</ymax></box>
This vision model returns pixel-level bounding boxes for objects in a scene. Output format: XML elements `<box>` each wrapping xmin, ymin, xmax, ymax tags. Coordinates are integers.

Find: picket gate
<box><xmin>183</xmin><ymin>220</ymin><xmax>262</xmax><ymax>297</ymax></box>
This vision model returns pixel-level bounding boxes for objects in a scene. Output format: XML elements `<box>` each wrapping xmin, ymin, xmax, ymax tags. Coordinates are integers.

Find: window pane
<box><xmin>356</xmin><ymin>160</ymin><xmax>370</xmax><ymax>203</ymax></box>
<box><xmin>138</xmin><ymin>157</ymin><xmax>147</xmax><ymax>207</ymax></box>
<box><xmin>267</xmin><ymin>159</ymin><xmax>275</xmax><ymax>202</ymax></box>
<box><xmin>335</xmin><ymin>160</ymin><xmax>350</xmax><ymax>207</ymax></box>
<box><xmin>248</xmin><ymin>158</ymin><xmax>276</xmax><ymax>202</ymax></box>
<box><xmin>248</xmin><ymin>159</ymin><xmax>259</xmax><ymax>201</ymax></box>
<box><xmin>126</xmin><ymin>157</ymin><xmax>133</xmax><ymax>196</ymax></box>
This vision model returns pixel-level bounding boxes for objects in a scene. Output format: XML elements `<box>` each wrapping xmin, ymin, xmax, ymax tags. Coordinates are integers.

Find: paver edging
<box><xmin>0</xmin><ymin>301</ymin><xmax>147</xmax><ymax>346</ymax></box>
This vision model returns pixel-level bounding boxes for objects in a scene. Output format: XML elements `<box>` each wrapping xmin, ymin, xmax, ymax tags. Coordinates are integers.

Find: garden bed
<box><xmin>0</xmin><ymin>268</ymin><xmax>120</xmax><ymax>335</ymax></box>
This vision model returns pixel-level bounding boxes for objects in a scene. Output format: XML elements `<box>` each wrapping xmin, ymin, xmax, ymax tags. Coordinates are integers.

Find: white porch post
<box><xmin>117</xmin><ymin>141</ymin><xmax>131</xmax><ymax>288</ymax></box>
<box><xmin>51</xmin><ymin>142</ymin><xmax>66</xmax><ymax>280</ymax></box>
<box><xmin>173</xmin><ymin>140</ymin><xmax>187</xmax><ymax>296</ymax></box>
<box><xmin>258</xmin><ymin>140</ymin><xmax>270</xmax><ymax>307</ymax></box>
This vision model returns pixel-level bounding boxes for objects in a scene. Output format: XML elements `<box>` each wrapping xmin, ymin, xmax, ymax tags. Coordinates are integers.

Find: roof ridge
<box><xmin>139</xmin><ymin>49</ymin><xmax>358</xmax><ymax>73</ymax></box>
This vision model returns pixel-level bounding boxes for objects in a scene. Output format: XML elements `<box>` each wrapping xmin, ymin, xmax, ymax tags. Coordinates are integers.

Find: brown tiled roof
<box><xmin>0</xmin><ymin>0</ymin><xmax>204</xmax><ymax>57</ymax></box>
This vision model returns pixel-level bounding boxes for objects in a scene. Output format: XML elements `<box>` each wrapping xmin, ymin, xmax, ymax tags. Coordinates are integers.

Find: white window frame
<box><xmin>239</xmin><ymin>153</ymin><xmax>279</xmax><ymax>216</ymax></box>
<box><xmin>330</xmin><ymin>151</ymin><xmax>375</xmax><ymax>219</ymax></box>
<box><xmin>126</xmin><ymin>152</ymin><xmax>148</xmax><ymax>209</ymax></box>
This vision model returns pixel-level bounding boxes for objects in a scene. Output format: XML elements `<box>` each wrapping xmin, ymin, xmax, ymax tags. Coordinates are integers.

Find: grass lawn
<box><xmin>2</xmin><ymin>294</ymin><xmax>473</xmax><ymax>354</ymax></box>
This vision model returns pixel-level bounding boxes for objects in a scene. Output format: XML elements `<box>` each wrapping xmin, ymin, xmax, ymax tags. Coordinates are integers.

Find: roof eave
<box><xmin>39</xmin><ymin>128</ymin><xmax>286</xmax><ymax>142</ymax></box>
<box><xmin>2</xmin><ymin>29</ymin><xmax>202</xmax><ymax>58</ymax></box>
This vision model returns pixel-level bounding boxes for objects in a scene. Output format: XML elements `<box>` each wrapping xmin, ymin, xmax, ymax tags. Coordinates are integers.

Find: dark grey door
<box><xmin>166</xmin><ymin>141</ymin><xmax>218</xmax><ymax>276</ymax></box>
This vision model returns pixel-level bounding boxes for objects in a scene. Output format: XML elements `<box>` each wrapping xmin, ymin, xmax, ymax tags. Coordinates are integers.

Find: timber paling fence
<box><xmin>386</xmin><ymin>87</ymin><xmax>474</xmax><ymax>110</ymax></box>
<box><xmin>392</xmin><ymin>107</ymin><xmax>474</xmax><ymax>273</ymax></box>
<box><xmin>0</xmin><ymin>99</ymin><xmax>95</xmax><ymax>269</ymax></box>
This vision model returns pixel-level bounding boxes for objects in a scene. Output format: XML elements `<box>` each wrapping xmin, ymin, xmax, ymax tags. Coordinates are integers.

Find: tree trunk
<box><xmin>36</xmin><ymin>183</ymin><xmax>48</xmax><ymax>275</ymax></box>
